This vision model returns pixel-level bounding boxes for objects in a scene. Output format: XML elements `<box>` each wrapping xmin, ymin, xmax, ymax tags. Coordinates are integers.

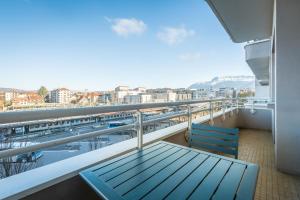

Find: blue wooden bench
<box><xmin>189</xmin><ymin>123</ymin><xmax>239</xmax><ymax>159</ymax></box>
<box><xmin>80</xmin><ymin>141</ymin><xmax>259</xmax><ymax>200</ymax></box>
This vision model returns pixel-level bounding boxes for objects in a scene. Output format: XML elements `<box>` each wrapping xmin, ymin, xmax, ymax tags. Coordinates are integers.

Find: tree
<box><xmin>38</xmin><ymin>86</ymin><xmax>48</xmax><ymax>100</ymax></box>
<box><xmin>0</xmin><ymin>138</ymin><xmax>38</xmax><ymax>179</ymax></box>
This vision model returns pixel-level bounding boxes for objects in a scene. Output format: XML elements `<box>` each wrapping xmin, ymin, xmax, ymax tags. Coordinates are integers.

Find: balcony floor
<box><xmin>238</xmin><ymin>129</ymin><xmax>300</xmax><ymax>200</ymax></box>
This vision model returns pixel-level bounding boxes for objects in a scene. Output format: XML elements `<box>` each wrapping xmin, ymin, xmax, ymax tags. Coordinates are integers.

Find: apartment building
<box><xmin>173</xmin><ymin>89</ymin><xmax>193</xmax><ymax>101</ymax></box>
<box><xmin>114</xmin><ymin>86</ymin><xmax>144</xmax><ymax>103</ymax></box>
<box><xmin>215</xmin><ymin>87</ymin><xmax>237</xmax><ymax>98</ymax></box>
<box><xmin>98</xmin><ymin>92</ymin><xmax>114</xmax><ymax>104</ymax></box>
<box><xmin>0</xmin><ymin>93</ymin><xmax>4</xmax><ymax>111</ymax></box>
<box><xmin>50</xmin><ymin>88</ymin><xmax>71</xmax><ymax>104</ymax></box>
<box><xmin>133</xmin><ymin>87</ymin><xmax>146</xmax><ymax>93</ymax></box>
<box><xmin>0</xmin><ymin>91</ymin><xmax>19</xmax><ymax>103</ymax></box>
<box><xmin>115</xmin><ymin>86</ymin><xmax>129</xmax><ymax>92</ymax></box>
<box><xmin>123</xmin><ymin>94</ymin><xmax>152</xmax><ymax>104</ymax></box>
<box><xmin>191</xmin><ymin>89</ymin><xmax>209</xmax><ymax>100</ymax></box>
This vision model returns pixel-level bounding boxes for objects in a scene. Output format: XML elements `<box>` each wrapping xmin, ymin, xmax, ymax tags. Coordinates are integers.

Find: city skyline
<box><xmin>0</xmin><ymin>0</ymin><xmax>253</xmax><ymax>91</ymax></box>
<box><xmin>0</xmin><ymin>75</ymin><xmax>255</xmax><ymax>92</ymax></box>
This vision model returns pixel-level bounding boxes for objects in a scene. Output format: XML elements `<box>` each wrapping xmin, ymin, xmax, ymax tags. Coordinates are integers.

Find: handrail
<box><xmin>0</xmin><ymin>98</ymin><xmax>233</xmax><ymax>124</ymax></box>
<box><xmin>0</xmin><ymin>124</ymin><xmax>135</xmax><ymax>159</ymax></box>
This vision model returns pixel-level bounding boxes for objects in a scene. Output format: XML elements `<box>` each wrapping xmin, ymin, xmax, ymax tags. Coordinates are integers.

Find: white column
<box><xmin>275</xmin><ymin>0</ymin><xmax>300</xmax><ymax>175</ymax></box>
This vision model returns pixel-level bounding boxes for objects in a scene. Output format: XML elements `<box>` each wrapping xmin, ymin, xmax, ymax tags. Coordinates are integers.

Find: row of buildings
<box><xmin>0</xmin><ymin>91</ymin><xmax>44</xmax><ymax>110</ymax></box>
<box><xmin>113</xmin><ymin>86</ymin><xmax>241</xmax><ymax>104</ymax></box>
<box><xmin>0</xmin><ymin>86</ymin><xmax>251</xmax><ymax>110</ymax></box>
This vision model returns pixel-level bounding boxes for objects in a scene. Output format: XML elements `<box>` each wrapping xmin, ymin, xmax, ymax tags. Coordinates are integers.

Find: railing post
<box><xmin>209</xmin><ymin>101</ymin><xmax>214</xmax><ymax>125</ymax></box>
<box><xmin>136</xmin><ymin>110</ymin><xmax>143</xmax><ymax>150</ymax></box>
<box><xmin>236</xmin><ymin>98</ymin><xmax>239</xmax><ymax>114</ymax></box>
<box><xmin>187</xmin><ymin>105</ymin><xmax>192</xmax><ymax>145</ymax></box>
<box><xmin>251</xmin><ymin>99</ymin><xmax>255</xmax><ymax>114</ymax></box>
<box><xmin>230</xmin><ymin>99</ymin><xmax>233</xmax><ymax>116</ymax></box>
<box><xmin>222</xmin><ymin>101</ymin><xmax>226</xmax><ymax>120</ymax></box>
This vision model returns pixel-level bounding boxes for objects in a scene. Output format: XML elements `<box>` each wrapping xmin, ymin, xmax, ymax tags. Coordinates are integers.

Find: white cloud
<box><xmin>157</xmin><ymin>26</ymin><xmax>195</xmax><ymax>45</ymax></box>
<box><xmin>178</xmin><ymin>52</ymin><xmax>202</xmax><ymax>61</ymax></box>
<box><xmin>105</xmin><ymin>17</ymin><xmax>147</xmax><ymax>37</ymax></box>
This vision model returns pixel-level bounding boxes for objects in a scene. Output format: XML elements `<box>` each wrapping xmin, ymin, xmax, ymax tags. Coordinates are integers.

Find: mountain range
<box><xmin>0</xmin><ymin>87</ymin><xmax>28</xmax><ymax>93</ymax></box>
<box><xmin>188</xmin><ymin>76</ymin><xmax>255</xmax><ymax>90</ymax></box>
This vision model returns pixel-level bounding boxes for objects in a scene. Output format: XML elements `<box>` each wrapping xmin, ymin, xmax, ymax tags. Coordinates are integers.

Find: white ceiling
<box><xmin>205</xmin><ymin>0</ymin><xmax>274</xmax><ymax>43</ymax></box>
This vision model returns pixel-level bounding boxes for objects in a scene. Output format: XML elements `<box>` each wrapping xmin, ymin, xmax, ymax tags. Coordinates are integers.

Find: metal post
<box><xmin>251</xmin><ymin>99</ymin><xmax>255</xmax><ymax>114</ymax></box>
<box><xmin>136</xmin><ymin>110</ymin><xmax>143</xmax><ymax>150</ymax></box>
<box><xmin>210</xmin><ymin>102</ymin><xmax>214</xmax><ymax>125</ymax></box>
<box><xmin>222</xmin><ymin>101</ymin><xmax>226</xmax><ymax>120</ymax></box>
<box><xmin>236</xmin><ymin>98</ymin><xmax>239</xmax><ymax>114</ymax></box>
<box><xmin>230</xmin><ymin>99</ymin><xmax>233</xmax><ymax>116</ymax></box>
<box><xmin>187</xmin><ymin>105</ymin><xmax>192</xmax><ymax>145</ymax></box>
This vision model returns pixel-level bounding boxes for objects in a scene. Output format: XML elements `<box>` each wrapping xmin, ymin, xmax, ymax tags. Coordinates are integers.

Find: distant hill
<box><xmin>188</xmin><ymin>76</ymin><xmax>255</xmax><ymax>90</ymax></box>
<box><xmin>0</xmin><ymin>87</ymin><xmax>28</xmax><ymax>93</ymax></box>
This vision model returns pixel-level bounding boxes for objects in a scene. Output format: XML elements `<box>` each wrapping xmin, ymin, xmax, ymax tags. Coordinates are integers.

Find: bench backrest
<box><xmin>189</xmin><ymin>123</ymin><xmax>239</xmax><ymax>158</ymax></box>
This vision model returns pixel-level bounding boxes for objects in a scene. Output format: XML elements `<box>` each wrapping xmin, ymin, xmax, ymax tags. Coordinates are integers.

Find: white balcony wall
<box><xmin>275</xmin><ymin>0</ymin><xmax>300</xmax><ymax>175</ymax></box>
<box><xmin>255</xmin><ymin>79</ymin><xmax>270</xmax><ymax>98</ymax></box>
<box><xmin>245</xmin><ymin>39</ymin><xmax>271</xmax><ymax>84</ymax></box>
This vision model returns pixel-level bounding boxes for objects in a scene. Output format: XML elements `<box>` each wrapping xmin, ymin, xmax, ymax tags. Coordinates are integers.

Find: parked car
<box><xmin>16</xmin><ymin>151</ymin><xmax>43</xmax><ymax>162</ymax></box>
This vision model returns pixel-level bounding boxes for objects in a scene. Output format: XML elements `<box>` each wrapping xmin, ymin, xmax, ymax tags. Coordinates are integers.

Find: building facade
<box><xmin>124</xmin><ymin>94</ymin><xmax>152</xmax><ymax>104</ymax></box>
<box><xmin>50</xmin><ymin>88</ymin><xmax>71</xmax><ymax>104</ymax></box>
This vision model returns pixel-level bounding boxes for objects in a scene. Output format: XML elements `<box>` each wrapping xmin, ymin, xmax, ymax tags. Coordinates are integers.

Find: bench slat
<box><xmin>114</xmin><ymin>149</ymin><xmax>191</xmax><ymax>194</ymax></box>
<box><xmin>123</xmin><ymin>151</ymin><xmax>200</xmax><ymax>199</ymax></box>
<box><xmin>191</xmin><ymin>129</ymin><xmax>238</xmax><ymax>140</ymax></box>
<box><xmin>143</xmin><ymin>154</ymin><xmax>209</xmax><ymax>200</ymax></box>
<box><xmin>188</xmin><ymin>159</ymin><xmax>232</xmax><ymax>200</ymax></box>
<box><xmin>100</xmin><ymin>145</ymin><xmax>174</xmax><ymax>180</ymax></box>
<box><xmin>107</xmin><ymin>148</ymin><xmax>186</xmax><ymax>188</ymax></box>
<box><xmin>191</xmin><ymin>135</ymin><xmax>238</xmax><ymax>148</ymax></box>
<box><xmin>212</xmin><ymin>163</ymin><xmax>246</xmax><ymax>200</ymax></box>
<box><xmin>165</xmin><ymin>156</ymin><xmax>220</xmax><ymax>200</ymax></box>
<box><xmin>192</xmin><ymin>123</ymin><xmax>239</xmax><ymax>134</ymax></box>
<box><xmin>236</xmin><ymin>164</ymin><xmax>259</xmax><ymax>200</ymax></box>
<box><xmin>191</xmin><ymin>140</ymin><xmax>238</xmax><ymax>156</ymax></box>
<box><xmin>80</xmin><ymin>171</ymin><xmax>124</xmax><ymax>200</ymax></box>
<box><xmin>190</xmin><ymin>123</ymin><xmax>239</xmax><ymax>158</ymax></box>
<box><xmin>93</xmin><ymin>143</ymin><xmax>167</xmax><ymax>176</ymax></box>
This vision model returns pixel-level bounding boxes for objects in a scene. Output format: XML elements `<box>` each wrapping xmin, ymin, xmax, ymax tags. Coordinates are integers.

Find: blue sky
<box><xmin>0</xmin><ymin>0</ymin><xmax>253</xmax><ymax>91</ymax></box>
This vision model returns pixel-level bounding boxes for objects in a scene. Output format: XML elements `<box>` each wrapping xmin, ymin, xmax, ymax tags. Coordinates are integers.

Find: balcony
<box><xmin>0</xmin><ymin>98</ymin><xmax>299</xmax><ymax>200</ymax></box>
<box><xmin>245</xmin><ymin>40</ymin><xmax>271</xmax><ymax>85</ymax></box>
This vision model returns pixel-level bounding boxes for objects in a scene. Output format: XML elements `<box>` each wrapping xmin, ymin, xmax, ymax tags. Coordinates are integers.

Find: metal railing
<box><xmin>0</xmin><ymin>99</ymin><xmax>231</xmax><ymax>124</ymax></box>
<box><xmin>0</xmin><ymin>98</ymin><xmax>269</xmax><ymax>159</ymax></box>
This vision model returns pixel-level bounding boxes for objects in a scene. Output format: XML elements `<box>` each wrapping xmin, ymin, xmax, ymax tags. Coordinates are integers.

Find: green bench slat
<box><xmin>108</xmin><ymin>147</ymin><xmax>186</xmax><ymax>188</ymax></box>
<box><xmin>113</xmin><ymin>149</ymin><xmax>190</xmax><ymax>194</ymax></box>
<box><xmin>192</xmin><ymin>123</ymin><xmax>239</xmax><ymax>134</ymax></box>
<box><xmin>165</xmin><ymin>156</ymin><xmax>220</xmax><ymax>200</ymax></box>
<box><xmin>188</xmin><ymin>159</ymin><xmax>232</xmax><ymax>200</ymax></box>
<box><xmin>212</xmin><ymin>163</ymin><xmax>246</xmax><ymax>200</ymax></box>
<box><xmin>100</xmin><ymin>145</ymin><xmax>174</xmax><ymax>181</ymax></box>
<box><xmin>80</xmin><ymin>171</ymin><xmax>124</xmax><ymax>200</ymax></box>
<box><xmin>123</xmin><ymin>151</ymin><xmax>200</xmax><ymax>199</ymax></box>
<box><xmin>85</xmin><ymin>143</ymin><xmax>165</xmax><ymax>174</ymax></box>
<box><xmin>236</xmin><ymin>164</ymin><xmax>259</xmax><ymax>200</ymax></box>
<box><xmin>143</xmin><ymin>154</ymin><xmax>209</xmax><ymax>200</ymax></box>
<box><xmin>191</xmin><ymin>135</ymin><xmax>238</xmax><ymax>148</ymax></box>
<box><xmin>190</xmin><ymin>140</ymin><xmax>238</xmax><ymax>156</ymax></box>
<box><xmin>93</xmin><ymin>143</ymin><xmax>167</xmax><ymax>176</ymax></box>
<box><xmin>191</xmin><ymin>129</ymin><xmax>238</xmax><ymax>140</ymax></box>
<box><xmin>190</xmin><ymin>123</ymin><xmax>239</xmax><ymax>158</ymax></box>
